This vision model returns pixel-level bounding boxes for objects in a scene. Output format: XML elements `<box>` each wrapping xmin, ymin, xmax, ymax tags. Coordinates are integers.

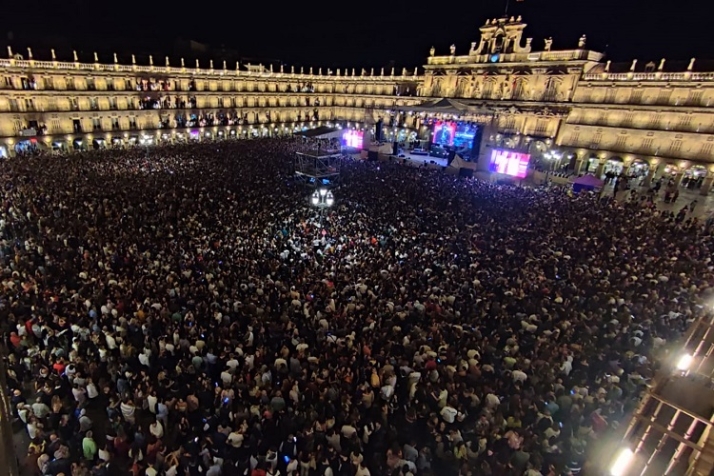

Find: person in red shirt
<box><xmin>52</xmin><ymin>358</ymin><xmax>66</xmax><ymax>375</ymax></box>
<box><xmin>9</xmin><ymin>332</ymin><xmax>21</xmax><ymax>349</ymax></box>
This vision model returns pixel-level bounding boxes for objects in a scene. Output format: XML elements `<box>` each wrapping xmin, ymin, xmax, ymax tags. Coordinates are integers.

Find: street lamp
<box><xmin>311</xmin><ymin>188</ymin><xmax>334</xmax><ymax>227</ymax></box>
<box><xmin>543</xmin><ymin>150</ymin><xmax>562</xmax><ymax>186</ymax></box>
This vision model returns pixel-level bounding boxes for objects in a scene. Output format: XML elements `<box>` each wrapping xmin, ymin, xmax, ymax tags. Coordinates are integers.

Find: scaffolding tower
<box><xmin>292</xmin><ymin>149</ymin><xmax>342</xmax><ymax>186</ymax></box>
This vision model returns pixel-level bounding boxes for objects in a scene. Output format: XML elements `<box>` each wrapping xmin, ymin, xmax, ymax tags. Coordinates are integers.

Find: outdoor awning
<box><xmin>294</xmin><ymin>126</ymin><xmax>342</xmax><ymax>139</ymax></box>
<box><xmin>400</xmin><ymin>98</ymin><xmax>495</xmax><ymax>115</ymax></box>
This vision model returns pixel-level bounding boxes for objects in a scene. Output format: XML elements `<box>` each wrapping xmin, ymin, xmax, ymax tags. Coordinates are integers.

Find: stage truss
<box><xmin>293</xmin><ymin>149</ymin><xmax>342</xmax><ymax>186</ymax></box>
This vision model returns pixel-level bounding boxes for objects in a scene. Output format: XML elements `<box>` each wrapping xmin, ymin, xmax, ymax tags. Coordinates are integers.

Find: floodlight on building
<box><xmin>676</xmin><ymin>353</ymin><xmax>693</xmax><ymax>372</ymax></box>
<box><xmin>610</xmin><ymin>448</ymin><xmax>633</xmax><ymax>476</ymax></box>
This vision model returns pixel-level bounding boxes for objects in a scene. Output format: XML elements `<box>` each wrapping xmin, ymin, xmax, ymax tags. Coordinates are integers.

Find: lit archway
<box><xmin>628</xmin><ymin>159</ymin><xmax>650</xmax><ymax>178</ymax></box>
<box><xmin>585</xmin><ymin>155</ymin><xmax>600</xmax><ymax>173</ymax></box>
<box><xmin>661</xmin><ymin>163</ymin><xmax>679</xmax><ymax>177</ymax></box>
<box><xmin>604</xmin><ymin>156</ymin><xmax>625</xmax><ymax>176</ymax></box>
<box><xmin>683</xmin><ymin>165</ymin><xmax>708</xmax><ymax>189</ymax></box>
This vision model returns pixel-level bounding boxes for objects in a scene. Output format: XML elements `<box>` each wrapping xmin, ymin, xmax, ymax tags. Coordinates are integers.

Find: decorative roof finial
<box><xmin>630</xmin><ymin>59</ymin><xmax>637</xmax><ymax>71</ymax></box>
<box><xmin>149</xmin><ymin>55</ymin><xmax>153</xmax><ymax>66</ymax></box>
<box><xmin>269</xmin><ymin>64</ymin><xmax>273</xmax><ymax>72</ymax></box>
<box><xmin>291</xmin><ymin>65</ymin><xmax>295</xmax><ymax>74</ymax></box>
<box><xmin>605</xmin><ymin>60</ymin><xmax>611</xmax><ymax>72</ymax></box>
<box><xmin>450</xmin><ymin>44</ymin><xmax>456</xmax><ymax>55</ymax></box>
<box><xmin>658</xmin><ymin>58</ymin><xmax>665</xmax><ymax>71</ymax></box>
<box><xmin>402</xmin><ymin>67</ymin><xmax>406</xmax><ymax>76</ymax></box>
<box><xmin>300</xmin><ymin>66</ymin><xmax>304</xmax><ymax>74</ymax></box>
<box><xmin>352</xmin><ymin>68</ymin><xmax>355</xmax><ymax>76</ymax></box>
<box><xmin>688</xmin><ymin>58</ymin><xmax>696</xmax><ymax>71</ymax></box>
<box><xmin>516</xmin><ymin>15</ymin><xmax>522</xmax><ymax>22</ymax></box>
<box><xmin>223</xmin><ymin>60</ymin><xmax>226</xmax><ymax>70</ymax></box>
<box><xmin>280</xmin><ymin>64</ymin><xmax>283</xmax><ymax>73</ymax></box>
<box><xmin>51</xmin><ymin>49</ymin><xmax>57</xmax><ymax>61</ymax></box>
<box><xmin>309</xmin><ymin>67</ymin><xmax>313</xmax><ymax>75</ymax></box>
<box><xmin>578</xmin><ymin>35</ymin><xmax>586</xmax><ymax>49</ymax></box>
<box><xmin>73</xmin><ymin>50</ymin><xmax>78</xmax><ymax>62</ymax></box>
<box><xmin>380</xmin><ymin>67</ymin><xmax>384</xmax><ymax>76</ymax></box>
<box><xmin>166</xmin><ymin>56</ymin><xmax>170</xmax><ymax>67</ymax></box>
<box><xmin>131</xmin><ymin>54</ymin><xmax>136</xmax><ymax>65</ymax></box>
<box><xmin>210</xmin><ymin>59</ymin><xmax>214</xmax><ymax>69</ymax></box>
<box><xmin>544</xmin><ymin>38</ymin><xmax>553</xmax><ymax>51</ymax></box>
<box><xmin>93</xmin><ymin>51</ymin><xmax>98</xmax><ymax>62</ymax></box>
<box><xmin>196</xmin><ymin>59</ymin><xmax>199</xmax><ymax>68</ymax></box>
<box><xmin>430</xmin><ymin>46</ymin><xmax>435</xmax><ymax>57</ymax></box>
<box><xmin>414</xmin><ymin>67</ymin><xmax>418</xmax><ymax>76</ymax></box>
<box><xmin>390</xmin><ymin>67</ymin><xmax>394</xmax><ymax>76</ymax></box>
<box><xmin>181</xmin><ymin>58</ymin><xmax>185</xmax><ymax>68</ymax></box>
<box><xmin>27</xmin><ymin>48</ymin><xmax>33</xmax><ymax>59</ymax></box>
<box><xmin>320</xmin><ymin>67</ymin><xmax>323</xmax><ymax>75</ymax></box>
<box><xmin>113</xmin><ymin>52</ymin><xmax>118</xmax><ymax>63</ymax></box>
<box><xmin>6</xmin><ymin>46</ymin><xmax>12</xmax><ymax>58</ymax></box>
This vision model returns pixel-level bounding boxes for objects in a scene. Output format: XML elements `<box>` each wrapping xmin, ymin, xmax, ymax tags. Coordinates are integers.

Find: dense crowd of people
<box><xmin>1</xmin><ymin>138</ymin><xmax>712</xmax><ymax>476</ymax></box>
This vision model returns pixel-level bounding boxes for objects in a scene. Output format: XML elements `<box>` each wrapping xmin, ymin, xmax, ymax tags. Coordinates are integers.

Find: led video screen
<box><xmin>453</xmin><ymin>124</ymin><xmax>477</xmax><ymax>149</ymax></box>
<box><xmin>489</xmin><ymin>149</ymin><xmax>531</xmax><ymax>178</ymax></box>
<box><xmin>343</xmin><ymin>130</ymin><xmax>364</xmax><ymax>149</ymax></box>
<box><xmin>432</xmin><ymin>121</ymin><xmax>456</xmax><ymax>146</ymax></box>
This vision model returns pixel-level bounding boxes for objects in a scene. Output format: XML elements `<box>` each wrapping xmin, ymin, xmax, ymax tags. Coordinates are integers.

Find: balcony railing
<box><xmin>582</xmin><ymin>71</ymin><xmax>714</xmax><ymax>82</ymax></box>
<box><xmin>0</xmin><ymin>102</ymin><xmax>396</xmax><ymax>115</ymax></box>
<box><xmin>0</xmin><ymin>58</ymin><xmax>418</xmax><ymax>81</ymax></box>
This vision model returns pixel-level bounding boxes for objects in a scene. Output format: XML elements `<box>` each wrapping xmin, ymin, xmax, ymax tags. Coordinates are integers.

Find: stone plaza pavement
<box><xmin>607</xmin><ymin>184</ymin><xmax>714</xmax><ymax>219</ymax></box>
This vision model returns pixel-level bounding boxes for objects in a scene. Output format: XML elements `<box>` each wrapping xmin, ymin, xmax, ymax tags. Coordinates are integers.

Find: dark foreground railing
<box><xmin>0</xmin><ymin>345</ymin><xmax>19</xmax><ymax>476</ymax></box>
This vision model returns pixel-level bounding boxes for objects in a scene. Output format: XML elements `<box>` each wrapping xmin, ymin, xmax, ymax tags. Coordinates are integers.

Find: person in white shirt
<box><xmin>221</xmin><ymin>369</ymin><xmax>233</xmax><ymax>386</ymax></box>
<box><xmin>26</xmin><ymin>417</ymin><xmax>41</xmax><ymax>439</ymax></box>
<box><xmin>120</xmin><ymin>398</ymin><xmax>136</xmax><ymax>424</ymax></box>
<box><xmin>31</xmin><ymin>399</ymin><xmax>50</xmax><ymax>419</ymax></box>
<box><xmin>105</xmin><ymin>332</ymin><xmax>117</xmax><ymax>350</ymax></box>
<box><xmin>147</xmin><ymin>392</ymin><xmax>158</xmax><ymax>414</ymax></box>
<box><xmin>355</xmin><ymin>462</ymin><xmax>370</xmax><ymax>476</ymax></box>
<box><xmin>86</xmin><ymin>378</ymin><xmax>99</xmax><ymax>400</ymax></box>
<box><xmin>149</xmin><ymin>420</ymin><xmax>164</xmax><ymax>438</ymax></box>
<box><xmin>512</xmin><ymin>369</ymin><xmax>528</xmax><ymax>383</ymax></box>
<box><xmin>440</xmin><ymin>405</ymin><xmax>458</xmax><ymax>423</ymax></box>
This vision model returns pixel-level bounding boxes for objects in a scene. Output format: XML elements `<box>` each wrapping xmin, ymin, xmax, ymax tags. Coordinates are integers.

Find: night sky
<box><xmin>6</xmin><ymin>0</ymin><xmax>713</xmax><ymax>69</ymax></box>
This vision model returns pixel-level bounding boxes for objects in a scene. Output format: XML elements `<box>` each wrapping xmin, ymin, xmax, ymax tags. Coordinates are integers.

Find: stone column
<box><xmin>595</xmin><ymin>161</ymin><xmax>605</xmax><ymax>179</ymax></box>
<box><xmin>643</xmin><ymin>166</ymin><xmax>657</xmax><ymax>188</ymax></box>
<box><xmin>574</xmin><ymin>157</ymin><xmax>585</xmax><ymax>175</ymax></box>
<box><xmin>700</xmin><ymin>174</ymin><xmax>714</xmax><ymax>196</ymax></box>
<box><xmin>673</xmin><ymin>171</ymin><xmax>686</xmax><ymax>189</ymax></box>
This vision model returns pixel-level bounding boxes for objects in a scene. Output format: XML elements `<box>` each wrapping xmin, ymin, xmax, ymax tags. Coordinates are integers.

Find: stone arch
<box><xmin>684</xmin><ymin>164</ymin><xmax>707</xmax><ymax>178</ymax></box>
<box><xmin>628</xmin><ymin>158</ymin><xmax>650</xmax><ymax>178</ymax></box>
<box><xmin>661</xmin><ymin>162</ymin><xmax>679</xmax><ymax>177</ymax></box>
<box><xmin>604</xmin><ymin>156</ymin><xmax>625</xmax><ymax>175</ymax></box>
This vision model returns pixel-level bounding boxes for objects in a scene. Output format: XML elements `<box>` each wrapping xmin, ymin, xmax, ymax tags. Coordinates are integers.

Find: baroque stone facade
<box><xmin>2</xmin><ymin>16</ymin><xmax>714</xmax><ymax>192</ymax></box>
<box><xmin>0</xmin><ymin>51</ymin><xmax>421</xmax><ymax>153</ymax></box>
